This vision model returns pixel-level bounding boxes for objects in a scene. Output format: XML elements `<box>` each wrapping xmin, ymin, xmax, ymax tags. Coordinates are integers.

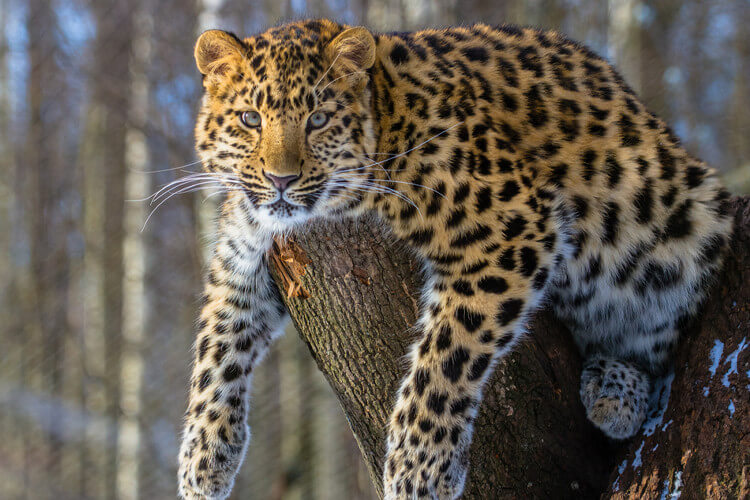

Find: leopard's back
<box><xmin>372</xmin><ymin>24</ymin><xmax>733</xmax><ymax>374</ymax></box>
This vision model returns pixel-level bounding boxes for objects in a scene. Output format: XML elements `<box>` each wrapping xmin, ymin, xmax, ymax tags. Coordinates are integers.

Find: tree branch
<box><xmin>269</xmin><ymin>196</ymin><xmax>748</xmax><ymax>499</ymax></box>
<box><xmin>269</xmin><ymin>217</ymin><xmax>613</xmax><ymax>498</ymax></box>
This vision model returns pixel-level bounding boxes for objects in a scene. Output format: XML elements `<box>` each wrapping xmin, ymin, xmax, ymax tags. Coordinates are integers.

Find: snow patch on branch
<box><xmin>706</xmin><ymin>337</ymin><xmax>748</xmax><ymax>416</ymax></box>
<box><xmin>659</xmin><ymin>470</ymin><xmax>683</xmax><ymax>499</ymax></box>
<box><xmin>612</xmin><ymin>459</ymin><xmax>628</xmax><ymax>492</ymax></box>
<box><xmin>709</xmin><ymin>340</ymin><xmax>724</xmax><ymax>377</ymax></box>
<box><xmin>631</xmin><ymin>441</ymin><xmax>645</xmax><ymax>470</ymax></box>
<box><xmin>643</xmin><ymin>372</ymin><xmax>675</xmax><ymax>436</ymax></box>
<box><xmin>721</xmin><ymin>337</ymin><xmax>747</xmax><ymax>388</ymax></box>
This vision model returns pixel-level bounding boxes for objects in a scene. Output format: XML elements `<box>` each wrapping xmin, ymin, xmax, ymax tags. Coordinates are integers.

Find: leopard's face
<box><xmin>194</xmin><ymin>23</ymin><xmax>377</xmax><ymax>231</ymax></box>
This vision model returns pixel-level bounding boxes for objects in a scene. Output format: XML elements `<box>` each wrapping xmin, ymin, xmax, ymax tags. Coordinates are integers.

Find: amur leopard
<box><xmin>177</xmin><ymin>19</ymin><xmax>733</xmax><ymax>499</ymax></box>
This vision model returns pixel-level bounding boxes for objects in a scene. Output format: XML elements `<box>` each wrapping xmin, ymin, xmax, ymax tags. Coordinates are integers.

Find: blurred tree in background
<box><xmin>0</xmin><ymin>1</ymin><xmax>746</xmax><ymax>499</ymax></box>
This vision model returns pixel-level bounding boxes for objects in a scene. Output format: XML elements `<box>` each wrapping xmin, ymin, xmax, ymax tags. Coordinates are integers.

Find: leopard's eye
<box><xmin>308</xmin><ymin>111</ymin><xmax>329</xmax><ymax>129</ymax></box>
<box><xmin>240</xmin><ymin>110</ymin><xmax>262</xmax><ymax>128</ymax></box>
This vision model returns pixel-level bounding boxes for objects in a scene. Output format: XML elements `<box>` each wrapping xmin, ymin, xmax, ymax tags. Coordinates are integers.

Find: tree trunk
<box><xmin>116</xmin><ymin>3</ymin><xmax>152</xmax><ymax>499</ymax></box>
<box><xmin>604</xmin><ymin>197</ymin><xmax>750</xmax><ymax>499</ymax></box>
<box><xmin>270</xmin><ymin>196</ymin><xmax>749</xmax><ymax>499</ymax></box>
<box><xmin>270</xmin><ymin>223</ymin><xmax>612</xmax><ymax>498</ymax></box>
<box><xmin>80</xmin><ymin>2</ymin><xmax>134</xmax><ymax>498</ymax></box>
<box><xmin>24</xmin><ymin>1</ymin><xmax>68</xmax><ymax>496</ymax></box>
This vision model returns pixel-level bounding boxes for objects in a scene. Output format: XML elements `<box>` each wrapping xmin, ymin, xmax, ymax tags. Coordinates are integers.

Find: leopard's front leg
<box><xmin>178</xmin><ymin>204</ymin><xmax>287</xmax><ymax>500</ymax></box>
<box><xmin>383</xmin><ymin>266</ymin><xmax>545</xmax><ymax>499</ymax></box>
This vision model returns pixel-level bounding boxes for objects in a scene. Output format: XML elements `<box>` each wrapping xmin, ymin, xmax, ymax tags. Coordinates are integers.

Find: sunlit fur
<box><xmin>193</xmin><ymin>27</ymin><xmax>380</xmax><ymax>234</ymax></box>
<box><xmin>178</xmin><ymin>19</ymin><xmax>733</xmax><ymax>500</ymax></box>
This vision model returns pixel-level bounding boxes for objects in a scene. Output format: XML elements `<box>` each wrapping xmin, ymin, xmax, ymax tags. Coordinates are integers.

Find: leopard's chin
<box><xmin>252</xmin><ymin>201</ymin><xmax>312</xmax><ymax>232</ymax></box>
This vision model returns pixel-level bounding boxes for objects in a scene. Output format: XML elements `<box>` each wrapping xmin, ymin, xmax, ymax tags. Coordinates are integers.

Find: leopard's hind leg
<box><xmin>580</xmin><ymin>356</ymin><xmax>650</xmax><ymax>439</ymax></box>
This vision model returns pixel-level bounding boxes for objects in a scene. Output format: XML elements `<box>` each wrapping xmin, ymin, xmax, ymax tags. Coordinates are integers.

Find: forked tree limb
<box><xmin>269</xmin><ymin>196</ymin><xmax>749</xmax><ymax>499</ymax></box>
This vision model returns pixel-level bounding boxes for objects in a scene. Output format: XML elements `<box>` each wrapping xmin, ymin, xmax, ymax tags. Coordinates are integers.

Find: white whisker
<box><xmin>336</xmin><ymin>174</ymin><xmax>447</xmax><ymax>198</ymax></box>
<box><xmin>328</xmin><ymin>175</ymin><xmax>422</xmax><ymax>217</ymax></box>
<box><xmin>138</xmin><ymin>171</ymin><xmax>245</xmax><ymax>231</ymax></box>
<box><xmin>129</xmin><ymin>158</ymin><xmax>205</xmax><ymax>174</ymax></box>
<box><xmin>141</xmin><ymin>180</ymin><xmax>241</xmax><ymax>232</ymax></box>
<box><xmin>351</xmin><ymin>122</ymin><xmax>462</xmax><ymax>174</ymax></box>
<box><xmin>146</xmin><ymin>173</ymin><xmax>243</xmax><ymax>205</ymax></box>
<box><xmin>202</xmin><ymin>188</ymin><xmax>245</xmax><ymax>203</ymax></box>
<box><xmin>311</xmin><ymin>52</ymin><xmax>342</xmax><ymax>102</ymax></box>
<box><xmin>315</xmin><ymin>71</ymin><xmax>366</xmax><ymax>98</ymax></box>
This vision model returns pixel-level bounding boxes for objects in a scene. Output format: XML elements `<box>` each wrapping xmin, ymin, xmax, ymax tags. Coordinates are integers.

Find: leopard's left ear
<box><xmin>195</xmin><ymin>29</ymin><xmax>246</xmax><ymax>76</ymax></box>
<box><xmin>325</xmin><ymin>27</ymin><xmax>376</xmax><ymax>78</ymax></box>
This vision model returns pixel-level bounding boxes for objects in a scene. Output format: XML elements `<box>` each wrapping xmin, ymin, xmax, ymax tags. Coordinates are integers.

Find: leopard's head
<box><xmin>193</xmin><ymin>21</ymin><xmax>378</xmax><ymax>231</ymax></box>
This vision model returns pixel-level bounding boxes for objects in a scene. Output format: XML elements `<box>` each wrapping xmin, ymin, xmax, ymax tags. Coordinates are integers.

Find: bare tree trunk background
<box><xmin>270</xmin><ymin>196</ymin><xmax>749</xmax><ymax>499</ymax></box>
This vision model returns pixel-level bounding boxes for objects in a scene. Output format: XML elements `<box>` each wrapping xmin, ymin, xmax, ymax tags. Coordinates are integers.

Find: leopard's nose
<box><xmin>264</xmin><ymin>171</ymin><xmax>300</xmax><ymax>192</ymax></box>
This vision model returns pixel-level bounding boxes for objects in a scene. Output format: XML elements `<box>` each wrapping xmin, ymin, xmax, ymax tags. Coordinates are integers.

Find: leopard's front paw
<box><xmin>383</xmin><ymin>435</ymin><xmax>468</xmax><ymax>500</ymax></box>
<box><xmin>178</xmin><ymin>422</ymin><xmax>249</xmax><ymax>499</ymax></box>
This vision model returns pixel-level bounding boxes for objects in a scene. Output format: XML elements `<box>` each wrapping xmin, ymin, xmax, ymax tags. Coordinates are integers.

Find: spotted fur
<box><xmin>178</xmin><ymin>20</ymin><xmax>733</xmax><ymax>499</ymax></box>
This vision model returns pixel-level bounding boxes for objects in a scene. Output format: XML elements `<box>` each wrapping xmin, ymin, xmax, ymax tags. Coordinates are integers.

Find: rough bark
<box><xmin>604</xmin><ymin>197</ymin><xmax>750</xmax><ymax>499</ymax></box>
<box><xmin>269</xmin><ymin>220</ymin><xmax>614</xmax><ymax>499</ymax></box>
<box><xmin>270</xmin><ymin>196</ymin><xmax>748</xmax><ymax>499</ymax></box>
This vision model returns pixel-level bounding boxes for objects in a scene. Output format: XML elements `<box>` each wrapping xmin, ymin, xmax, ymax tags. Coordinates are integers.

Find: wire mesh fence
<box><xmin>0</xmin><ymin>0</ymin><xmax>747</xmax><ymax>498</ymax></box>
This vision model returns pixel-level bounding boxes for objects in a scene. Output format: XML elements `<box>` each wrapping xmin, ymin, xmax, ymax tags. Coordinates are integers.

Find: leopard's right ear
<box><xmin>194</xmin><ymin>30</ymin><xmax>246</xmax><ymax>76</ymax></box>
<box><xmin>325</xmin><ymin>27</ymin><xmax>377</xmax><ymax>75</ymax></box>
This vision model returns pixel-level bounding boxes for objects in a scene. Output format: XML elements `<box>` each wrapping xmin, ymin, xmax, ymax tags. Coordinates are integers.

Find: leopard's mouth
<box><xmin>241</xmin><ymin>185</ymin><xmax>327</xmax><ymax>229</ymax></box>
<box><xmin>243</xmin><ymin>187</ymin><xmax>304</xmax><ymax>210</ymax></box>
